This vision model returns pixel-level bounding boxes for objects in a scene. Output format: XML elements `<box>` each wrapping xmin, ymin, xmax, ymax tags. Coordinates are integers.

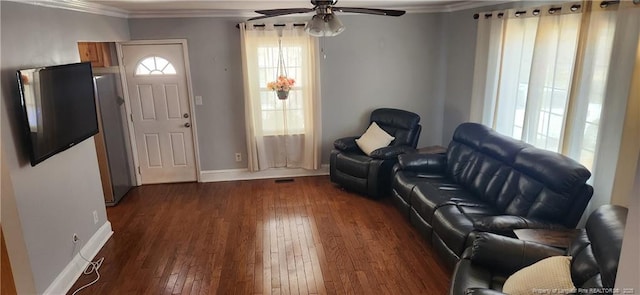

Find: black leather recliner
<box><xmin>450</xmin><ymin>204</ymin><xmax>628</xmax><ymax>295</ymax></box>
<box><xmin>330</xmin><ymin>108</ymin><xmax>421</xmax><ymax>198</ymax></box>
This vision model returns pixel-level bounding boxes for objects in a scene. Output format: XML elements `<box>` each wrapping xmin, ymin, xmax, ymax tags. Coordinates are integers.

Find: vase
<box><xmin>277</xmin><ymin>90</ymin><xmax>289</xmax><ymax>100</ymax></box>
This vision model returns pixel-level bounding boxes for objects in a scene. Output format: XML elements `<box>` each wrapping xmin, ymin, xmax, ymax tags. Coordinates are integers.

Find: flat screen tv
<box><xmin>17</xmin><ymin>62</ymin><xmax>99</xmax><ymax>166</ymax></box>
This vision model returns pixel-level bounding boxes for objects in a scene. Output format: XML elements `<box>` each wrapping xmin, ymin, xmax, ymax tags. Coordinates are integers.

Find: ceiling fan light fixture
<box><xmin>325</xmin><ymin>14</ymin><xmax>345</xmax><ymax>36</ymax></box>
<box><xmin>305</xmin><ymin>14</ymin><xmax>326</xmax><ymax>37</ymax></box>
<box><xmin>253</xmin><ymin>0</ymin><xmax>405</xmax><ymax>37</ymax></box>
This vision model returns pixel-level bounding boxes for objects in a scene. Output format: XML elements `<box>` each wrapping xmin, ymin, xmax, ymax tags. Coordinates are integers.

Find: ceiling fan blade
<box><xmin>247</xmin><ymin>15</ymin><xmax>280</xmax><ymax>21</ymax></box>
<box><xmin>334</xmin><ymin>7</ymin><xmax>406</xmax><ymax>17</ymax></box>
<box><xmin>248</xmin><ymin>8</ymin><xmax>314</xmax><ymax>21</ymax></box>
<box><xmin>255</xmin><ymin>8</ymin><xmax>314</xmax><ymax>15</ymax></box>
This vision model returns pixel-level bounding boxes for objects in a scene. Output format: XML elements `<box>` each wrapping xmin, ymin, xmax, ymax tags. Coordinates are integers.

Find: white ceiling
<box><xmin>93</xmin><ymin>0</ymin><xmax>461</xmax><ymax>11</ymax></box>
<box><xmin>31</xmin><ymin>0</ymin><xmax>502</xmax><ymax>18</ymax></box>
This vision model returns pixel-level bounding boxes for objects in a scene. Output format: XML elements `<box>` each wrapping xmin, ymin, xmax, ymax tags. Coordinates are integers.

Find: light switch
<box><xmin>195</xmin><ymin>95</ymin><xmax>203</xmax><ymax>105</ymax></box>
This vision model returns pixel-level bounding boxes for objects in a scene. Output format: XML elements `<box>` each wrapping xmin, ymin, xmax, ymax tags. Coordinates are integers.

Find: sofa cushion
<box><xmin>355</xmin><ymin>122</ymin><xmax>395</xmax><ymax>156</ymax></box>
<box><xmin>392</xmin><ymin>171</ymin><xmax>429</xmax><ymax>204</ymax></box>
<box><xmin>411</xmin><ymin>181</ymin><xmax>479</xmax><ymax>224</ymax></box>
<box><xmin>392</xmin><ymin>173</ymin><xmax>414</xmax><ymax>203</ymax></box>
<box><xmin>498</xmin><ymin>148</ymin><xmax>592</xmax><ymax>223</ymax></box>
<box><xmin>513</xmin><ymin>148</ymin><xmax>591</xmax><ymax>193</ymax></box>
<box><xmin>451</xmin><ymin>122</ymin><xmax>492</xmax><ymax>148</ymax></box>
<box><xmin>502</xmin><ymin>256</ymin><xmax>575</xmax><ymax>295</ymax></box>
<box><xmin>499</xmin><ymin>171</ymin><xmax>580</xmax><ymax>225</ymax></box>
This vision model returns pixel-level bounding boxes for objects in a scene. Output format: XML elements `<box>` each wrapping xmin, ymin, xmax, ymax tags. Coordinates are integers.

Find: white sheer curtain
<box><xmin>469</xmin><ymin>12</ymin><xmax>505</xmax><ymax>125</ymax></box>
<box><xmin>472</xmin><ymin>1</ymin><xmax>619</xmax><ymax>171</ymax></box>
<box><xmin>563</xmin><ymin>4</ymin><xmax>618</xmax><ymax>170</ymax></box>
<box><xmin>240</xmin><ymin>23</ymin><xmax>321</xmax><ymax>171</ymax></box>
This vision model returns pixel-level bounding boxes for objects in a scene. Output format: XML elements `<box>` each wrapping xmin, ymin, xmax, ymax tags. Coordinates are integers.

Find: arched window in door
<box><xmin>135</xmin><ymin>56</ymin><xmax>177</xmax><ymax>75</ymax></box>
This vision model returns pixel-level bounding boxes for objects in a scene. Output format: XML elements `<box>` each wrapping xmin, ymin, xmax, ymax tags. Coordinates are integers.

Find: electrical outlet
<box><xmin>195</xmin><ymin>95</ymin><xmax>203</xmax><ymax>105</ymax></box>
<box><xmin>73</xmin><ymin>233</ymin><xmax>79</xmax><ymax>244</ymax></box>
<box><xmin>235</xmin><ymin>153</ymin><xmax>242</xmax><ymax>162</ymax></box>
<box><xmin>93</xmin><ymin>210</ymin><xmax>99</xmax><ymax>224</ymax></box>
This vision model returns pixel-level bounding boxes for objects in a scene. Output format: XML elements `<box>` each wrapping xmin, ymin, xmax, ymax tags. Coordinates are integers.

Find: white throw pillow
<box><xmin>502</xmin><ymin>256</ymin><xmax>576</xmax><ymax>295</ymax></box>
<box><xmin>355</xmin><ymin>122</ymin><xmax>395</xmax><ymax>156</ymax></box>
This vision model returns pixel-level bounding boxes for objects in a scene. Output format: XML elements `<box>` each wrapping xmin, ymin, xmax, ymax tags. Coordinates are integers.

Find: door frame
<box><xmin>116</xmin><ymin>39</ymin><xmax>202</xmax><ymax>185</ymax></box>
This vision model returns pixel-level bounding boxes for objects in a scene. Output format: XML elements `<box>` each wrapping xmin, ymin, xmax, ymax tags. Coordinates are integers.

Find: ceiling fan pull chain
<box><xmin>321</xmin><ymin>38</ymin><xmax>327</xmax><ymax>59</ymax></box>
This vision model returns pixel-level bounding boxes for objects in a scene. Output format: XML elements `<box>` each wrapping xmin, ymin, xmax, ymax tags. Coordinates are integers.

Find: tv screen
<box><xmin>17</xmin><ymin>62</ymin><xmax>99</xmax><ymax>166</ymax></box>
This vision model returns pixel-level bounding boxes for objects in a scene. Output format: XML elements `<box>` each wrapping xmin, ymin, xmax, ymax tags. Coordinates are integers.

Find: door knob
<box><xmin>184</xmin><ymin>122</ymin><xmax>191</xmax><ymax>128</ymax></box>
<box><xmin>183</xmin><ymin>113</ymin><xmax>189</xmax><ymax>118</ymax></box>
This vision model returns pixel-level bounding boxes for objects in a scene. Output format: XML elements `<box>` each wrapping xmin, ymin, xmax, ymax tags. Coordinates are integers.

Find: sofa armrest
<box><xmin>370</xmin><ymin>145</ymin><xmax>415</xmax><ymax>160</ymax></box>
<box><xmin>472</xmin><ymin>215</ymin><xmax>566</xmax><ymax>233</ymax></box>
<box><xmin>464</xmin><ymin>289</ymin><xmax>508</xmax><ymax>295</ymax></box>
<box><xmin>397</xmin><ymin>153</ymin><xmax>447</xmax><ymax>173</ymax></box>
<box><xmin>470</xmin><ymin>233</ymin><xmax>564</xmax><ymax>275</ymax></box>
<box><xmin>333</xmin><ymin>136</ymin><xmax>360</xmax><ymax>152</ymax></box>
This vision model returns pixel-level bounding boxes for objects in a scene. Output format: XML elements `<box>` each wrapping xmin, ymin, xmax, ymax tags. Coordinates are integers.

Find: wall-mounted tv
<box><xmin>17</xmin><ymin>62</ymin><xmax>99</xmax><ymax>166</ymax></box>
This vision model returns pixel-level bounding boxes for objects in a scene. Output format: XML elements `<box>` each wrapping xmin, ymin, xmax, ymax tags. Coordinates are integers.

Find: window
<box><xmin>135</xmin><ymin>56</ymin><xmax>176</xmax><ymax>76</ymax></box>
<box><xmin>256</xmin><ymin>45</ymin><xmax>305</xmax><ymax>135</ymax></box>
<box><xmin>495</xmin><ymin>9</ymin><xmax>581</xmax><ymax>154</ymax></box>
<box><xmin>475</xmin><ymin>3</ymin><xmax>617</xmax><ymax>170</ymax></box>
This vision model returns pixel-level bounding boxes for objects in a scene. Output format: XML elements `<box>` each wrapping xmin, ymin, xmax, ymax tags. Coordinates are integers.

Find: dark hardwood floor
<box><xmin>69</xmin><ymin>176</ymin><xmax>450</xmax><ymax>294</ymax></box>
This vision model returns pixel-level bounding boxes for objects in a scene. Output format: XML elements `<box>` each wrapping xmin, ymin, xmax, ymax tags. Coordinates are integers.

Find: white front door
<box><xmin>121</xmin><ymin>42</ymin><xmax>197</xmax><ymax>184</ymax></box>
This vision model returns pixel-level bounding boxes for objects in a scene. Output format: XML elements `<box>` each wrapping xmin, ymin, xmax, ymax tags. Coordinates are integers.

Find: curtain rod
<box><xmin>599</xmin><ymin>0</ymin><xmax>622</xmax><ymax>7</ymax></box>
<box><xmin>235</xmin><ymin>23</ymin><xmax>306</xmax><ymax>29</ymax></box>
<box><xmin>473</xmin><ymin>3</ymin><xmax>585</xmax><ymax>19</ymax></box>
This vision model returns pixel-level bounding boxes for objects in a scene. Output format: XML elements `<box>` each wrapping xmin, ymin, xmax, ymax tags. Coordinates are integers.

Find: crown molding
<box><xmin>440</xmin><ymin>0</ymin><xmax>516</xmax><ymax>12</ymax></box>
<box><xmin>9</xmin><ymin>0</ymin><xmax>130</xmax><ymax>18</ymax></box>
<box><xmin>127</xmin><ymin>9</ymin><xmax>256</xmax><ymax>19</ymax></box>
<box><xmin>399</xmin><ymin>0</ymin><xmax>513</xmax><ymax>13</ymax></box>
<box><xmin>12</xmin><ymin>0</ymin><xmax>506</xmax><ymax>19</ymax></box>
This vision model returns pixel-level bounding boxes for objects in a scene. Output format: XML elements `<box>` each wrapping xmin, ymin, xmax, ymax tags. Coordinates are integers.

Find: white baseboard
<box><xmin>43</xmin><ymin>222</ymin><xmax>113</xmax><ymax>295</ymax></box>
<box><xmin>200</xmin><ymin>164</ymin><xmax>329</xmax><ymax>182</ymax></box>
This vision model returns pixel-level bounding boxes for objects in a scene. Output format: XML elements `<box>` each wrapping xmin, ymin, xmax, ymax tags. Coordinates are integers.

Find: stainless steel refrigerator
<box><xmin>94</xmin><ymin>73</ymin><xmax>134</xmax><ymax>205</ymax></box>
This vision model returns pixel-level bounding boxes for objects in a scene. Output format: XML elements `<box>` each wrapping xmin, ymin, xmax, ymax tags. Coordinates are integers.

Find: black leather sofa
<box><xmin>450</xmin><ymin>205</ymin><xmax>628</xmax><ymax>295</ymax></box>
<box><xmin>330</xmin><ymin>108</ymin><xmax>421</xmax><ymax>198</ymax></box>
<box><xmin>391</xmin><ymin>123</ymin><xmax>593</xmax><ymax>268</ymax></box>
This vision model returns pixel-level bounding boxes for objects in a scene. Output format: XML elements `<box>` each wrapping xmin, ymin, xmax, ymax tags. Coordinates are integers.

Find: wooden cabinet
<box><xmin>78</xmin><ymin>42</ymin><xmax>112</xmax><ymax>67</ymax></box>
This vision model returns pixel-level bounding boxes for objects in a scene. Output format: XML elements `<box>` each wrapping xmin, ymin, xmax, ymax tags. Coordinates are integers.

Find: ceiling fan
<box><xmin>247</xmin><ymin>0</ymin><xmax>406</xmax><ymax>37</ymax></box>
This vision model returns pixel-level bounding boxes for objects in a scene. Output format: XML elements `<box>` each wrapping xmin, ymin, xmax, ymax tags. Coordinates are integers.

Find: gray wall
<box><xmin>129</xmin><ymin>13</ymin><xmax>447</xmax><ymax>170</ymax></box>
<box><xmin>319</xmin><ymin>14</ymin><xmax>446</xmax><ymax>163</ymax></box>
<box><xmin>0</xmin><ymin>2</ymin><xmax>130</xmax><ymax>293</ymax></box>
<box><xmin>440</xmin><ymin>9</ymin><xmax>477</xmax><ymax>144</ymax></box>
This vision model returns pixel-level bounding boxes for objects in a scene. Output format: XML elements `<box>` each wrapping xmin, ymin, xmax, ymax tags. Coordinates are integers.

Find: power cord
<box><xmin>71</xmin><ymin>237</ymin><xmax>105</xmax><ymax>295</ymax></box>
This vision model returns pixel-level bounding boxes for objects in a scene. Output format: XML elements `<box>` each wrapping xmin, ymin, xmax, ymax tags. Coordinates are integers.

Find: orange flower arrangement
<box><xmin>267</xmin><ymin>76</ymin><xmax>296</xmax><ymax>92</ymax></box>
